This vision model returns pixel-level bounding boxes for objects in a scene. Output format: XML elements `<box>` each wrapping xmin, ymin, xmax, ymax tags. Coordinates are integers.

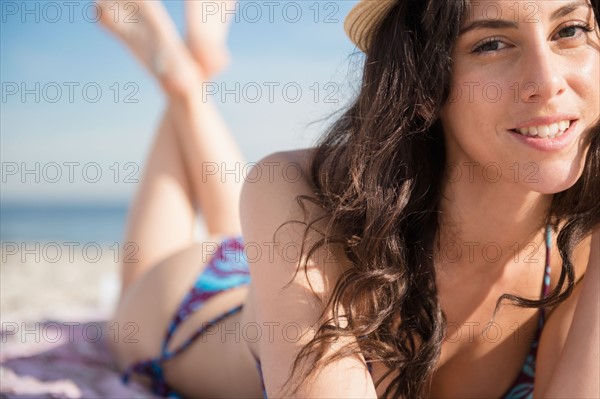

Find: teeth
<box><xmin>516</xmin><ymin>120</ymin><xmax>571</xmax><ymax>138</ymax></box>
<box><xmin>558</xmin><ymin>120</ymin><xmax>569</xmax><ymax>131</ymax></box>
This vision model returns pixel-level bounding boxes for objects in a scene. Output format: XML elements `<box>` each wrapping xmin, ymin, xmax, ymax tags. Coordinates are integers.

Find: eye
<box><xmin>553</xmin><ymin>22</ymin><xmax>594</xmax><ymax>40</ymax></box>
<box><xmin>472</xmin><ymin>37</ymin><xmax>510</xmax><ymax>54</ymax></box>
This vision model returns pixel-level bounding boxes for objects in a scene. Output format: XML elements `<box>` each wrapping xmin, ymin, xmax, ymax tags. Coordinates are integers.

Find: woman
<box><xmin>101</xmin><ymin>0</ymin><xmax>600</xmax><ymax>398</ymax></box>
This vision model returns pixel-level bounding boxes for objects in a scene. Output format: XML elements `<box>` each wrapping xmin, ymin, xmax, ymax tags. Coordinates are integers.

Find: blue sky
<box><xmin>1</xmin><ymin>1</ymin><xmax>363</xmax><ymax>203</ymax></box>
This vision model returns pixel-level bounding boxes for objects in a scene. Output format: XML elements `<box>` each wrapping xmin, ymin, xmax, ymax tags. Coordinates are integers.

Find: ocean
<box><xmin>0</xmin><ymin>203</ymin><xmax>129</xmax><ymax>245</ymax></box>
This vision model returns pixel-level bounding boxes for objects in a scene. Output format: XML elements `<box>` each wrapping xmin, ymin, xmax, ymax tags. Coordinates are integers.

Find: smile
<box><xmin>507</xmin><ymin>119</ymin><xmax>579</xmax><ymax>152</ymax></box>
<box><xmin>510</xmin><ymin>120</ymin><xmax>572</xmax><ymax>139</ymax></box>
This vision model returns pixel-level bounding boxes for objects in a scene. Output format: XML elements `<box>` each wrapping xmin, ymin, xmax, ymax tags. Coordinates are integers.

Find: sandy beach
<box><xmin>1</xmin><ymin>242</ymin><xmax>121</xmax><ymax>325</ymax></box>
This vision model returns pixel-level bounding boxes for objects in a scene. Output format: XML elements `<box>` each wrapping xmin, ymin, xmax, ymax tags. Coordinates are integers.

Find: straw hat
<box><xmin>344</xmin><ymin>0</ymin><xmax>397</xmax><ymax>52</ymax></box>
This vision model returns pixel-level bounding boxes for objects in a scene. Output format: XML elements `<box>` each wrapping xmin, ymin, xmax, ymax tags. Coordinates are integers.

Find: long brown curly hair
<box><xmin>274</xmin><ymin>1</ymin><xmax>600</xmax><ymax>398</ymax></box>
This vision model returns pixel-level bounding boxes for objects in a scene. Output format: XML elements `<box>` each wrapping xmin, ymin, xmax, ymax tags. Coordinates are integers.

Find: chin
<box><xmin>526</xmin><ymin>165</ymin><xmax>585</xmax><ymax>195</ymax></box>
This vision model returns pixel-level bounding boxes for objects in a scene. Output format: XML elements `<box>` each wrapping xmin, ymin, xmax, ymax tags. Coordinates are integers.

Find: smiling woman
<box><xmin>264</xmin><ymin>0</ymin><xmax>600</xmax><ymax>397</ymax></box>
<box><xmin>443</xmin><ymin>0</ymin><xmax>599</xmax><ymax>194</ymax></box>
<box><xmin>103</xmin><ymin>0</ymin><xmax>600</xmax><ymax>398</ymax></box>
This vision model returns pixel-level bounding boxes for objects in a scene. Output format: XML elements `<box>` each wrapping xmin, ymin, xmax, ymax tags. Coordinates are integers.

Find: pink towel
<box><xmin>1</xmin><ymin>321</ymin><xmax>157</xmax><ymax>398</ymax></box>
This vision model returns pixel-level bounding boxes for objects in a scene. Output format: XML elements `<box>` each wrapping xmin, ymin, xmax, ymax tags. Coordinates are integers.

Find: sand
<box><xmin>1</xmin><ymin>243</ymin><xmax>121</xmax><ymax>325</ymax></box>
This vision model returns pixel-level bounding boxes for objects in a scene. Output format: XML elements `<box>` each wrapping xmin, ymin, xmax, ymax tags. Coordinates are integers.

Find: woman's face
<box><xmin>440</xmin><ymin>0</ymin><xmax>600</xmax><ymax>194</ymax></box>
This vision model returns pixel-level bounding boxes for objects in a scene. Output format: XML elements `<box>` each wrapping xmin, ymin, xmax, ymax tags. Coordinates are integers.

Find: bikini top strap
<box><xmin>540</xmin><ymin>224</ymin><xmax>553</xmax><ymax>322</ymax></box>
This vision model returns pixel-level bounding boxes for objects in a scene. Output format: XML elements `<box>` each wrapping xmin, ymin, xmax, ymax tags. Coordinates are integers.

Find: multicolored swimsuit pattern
<box><xmin>122</xmin><ymin>226</ymin><xmax>553</xmax><ymax>399</ymax></box>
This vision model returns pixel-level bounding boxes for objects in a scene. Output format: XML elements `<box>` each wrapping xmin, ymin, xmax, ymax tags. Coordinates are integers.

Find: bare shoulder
<box><xmin>533</xmin><ymin>233</ymin><xmax>592</xmax><ymax>397</ymax></box>
<box><xmin>242</xmin><ymin>147</ymin><xmax>314</xmax><ymax>194</ymax></box>
<box><xmin>240</xmin><ymin>147</ymin><xmax>318</xmax><ymax>240</ymax></box>
<box><xmin>240</xmin><ymin>146</ymin><xmax>351</xmax><ymax>298</ymax></box>
<box><xmin>239</xmin><ymin>150</ymin><xmax>375</xmax><ymax>398</ymax></box>
<box><xmin>283</xmin><ymin>147</ymin><xmax>316</xmax><ymax>166</ymax></box>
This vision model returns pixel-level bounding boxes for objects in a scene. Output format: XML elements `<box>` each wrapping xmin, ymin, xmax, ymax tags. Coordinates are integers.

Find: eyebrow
<box><xmin>459</xmin><ymin>1</ymin><xmax>591</xmax><ymax>36</ymax></box>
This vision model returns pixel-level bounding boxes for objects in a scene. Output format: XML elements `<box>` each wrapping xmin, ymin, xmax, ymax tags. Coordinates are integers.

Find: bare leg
<box><xmin>186</xmin><ymin>0</ymin><xmax>236</xmax><ymax>78</ymax></box>
<box><xmin>100</xmin><ymin>4</ymin><xmax>262</xmax><ymax>395</ymax></box>
<box><xmin>97</xmin><ymin>0</ymin><xmax>245</xmax><ymax>293</ymax></box>
<box><xmin>120</xmin><ymin>107</ymin><xmax>196</xmax><ymax>291</ymax></box>
<box><xmin>97</xmin><ymin>0</ymin><xmax>196</xmax><ymax>95</ymax></box>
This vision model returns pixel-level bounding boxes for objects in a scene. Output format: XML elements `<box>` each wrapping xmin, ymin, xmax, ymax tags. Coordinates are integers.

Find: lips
<box><xmin>507</xmin><ymin>119</ymin><xmax>579</xmax><ymax>152</ymax></box>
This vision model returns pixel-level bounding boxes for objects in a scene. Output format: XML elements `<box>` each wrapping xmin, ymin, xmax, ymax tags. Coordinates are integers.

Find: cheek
<box><xmin>447</xmin><ymin>66</ymin><xmax>515</xmax><ymax>115</ymax></box>
<box><xmin>444</xmin><ymin>72</ymin><xmax>508</xmax><ymax>134</ymax></box>
<box><xmin>441</xmin><ymin>88</ymin><xmax>496</xmax><ymax>156</ymax></box>
<box><xmin>569</xmin><ymin>39</ymin><xmax>600</xmax><ymax>92</ymax></box>
<box><xmin>579</xmin><ymin>52</ymin><xmax>600</xmax><ymax>121</ymax></box>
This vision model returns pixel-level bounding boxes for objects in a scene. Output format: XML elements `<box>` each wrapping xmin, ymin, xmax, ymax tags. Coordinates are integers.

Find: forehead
<box><xmin>462</xmin><ymin>0</ymin><xmax>592</xmax><ymax>22</ymax></box>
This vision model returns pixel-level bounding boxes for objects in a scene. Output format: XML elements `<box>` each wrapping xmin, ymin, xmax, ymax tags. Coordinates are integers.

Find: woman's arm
<box><xmin>240</xmin><ymin>151</ymin><xmax>378</xmax><ymax>398</ymax></box>
<box><xmin>535</xmin><ymin>228</ymin><xmax>600</xmax><ymax>398</ymax></box>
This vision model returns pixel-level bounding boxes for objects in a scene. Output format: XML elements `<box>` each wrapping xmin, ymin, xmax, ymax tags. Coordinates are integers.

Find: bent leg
<box><xmin>97</xmin><ymin>0</ymin><xmax>246</xmax><ymax>293</ymax></box>
<box><xmin>121</xmin><ymin>108</ymin><xmax>197</xmax><ymax>292</ymax></box>
<box><xmin>100</xmin><ymin>3</ymin><xmax>258</xmax><ymax>395</ymax></box>
<box><xmin>122</xmin><ymin>90</ymin><xmax>246</xmax><ymax>293</ymax></box>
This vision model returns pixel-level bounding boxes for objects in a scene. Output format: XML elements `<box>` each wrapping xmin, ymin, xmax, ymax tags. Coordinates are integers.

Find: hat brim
<box><xmin>344</xmin><ymin>1</ymin><xmax>397</xmax><ymax>53</ymax></box>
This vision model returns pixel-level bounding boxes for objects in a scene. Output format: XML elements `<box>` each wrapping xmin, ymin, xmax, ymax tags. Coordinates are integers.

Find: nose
<box><xmin>519</xmin><ymin>41</ymin><xmax>568</xmax><ymax>104</ymax></box>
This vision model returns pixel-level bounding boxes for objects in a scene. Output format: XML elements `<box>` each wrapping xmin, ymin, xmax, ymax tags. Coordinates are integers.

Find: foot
<box><xmin>185</xmin><ymin>0</ymin><xmax>236</xmax><ymax>79</ymax></box>
<box><xmin>96</xmin><ymin>0</ymin><xmax>201</xmax><ymax>95</ymax></box>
